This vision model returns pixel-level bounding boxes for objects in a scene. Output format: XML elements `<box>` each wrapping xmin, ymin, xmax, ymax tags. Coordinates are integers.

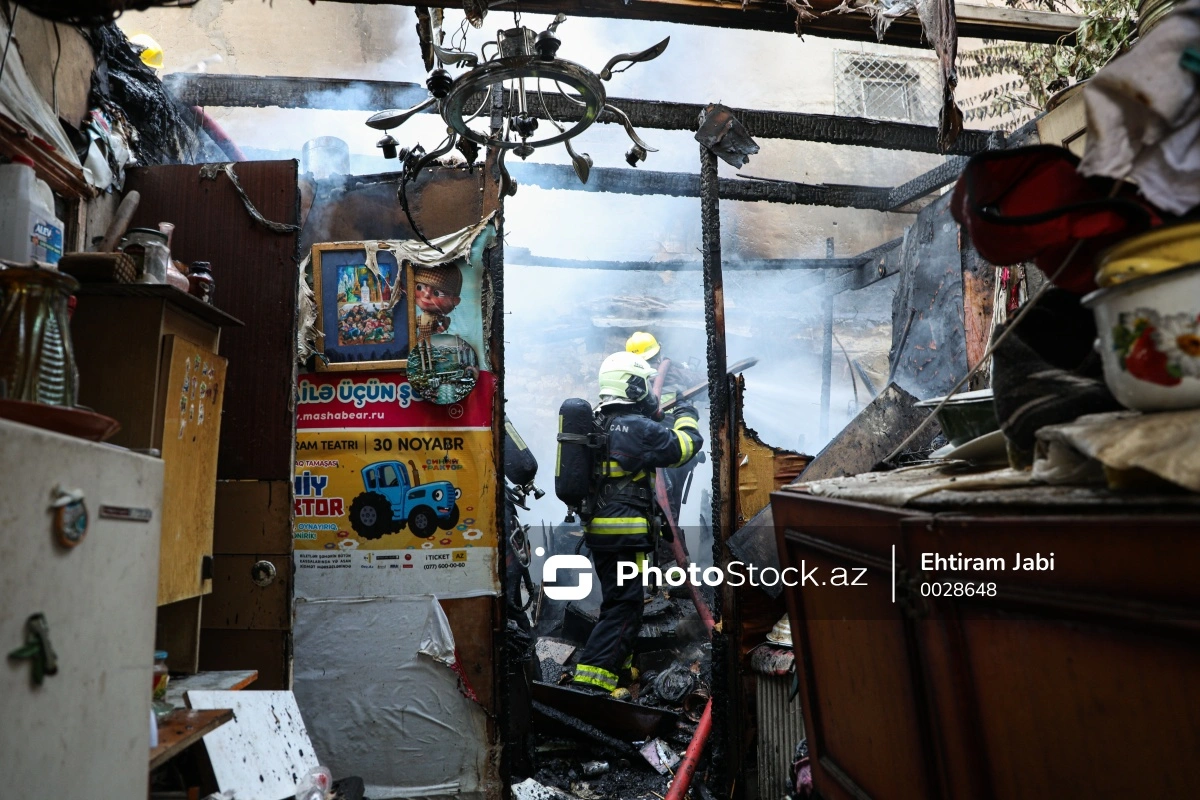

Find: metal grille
<box><xmin>835</xmin><ymin>51</ymin><xmax>940</xmax><ymax>126</ymax></box>
<box><xmin>757</xmin><ymin>673</ymin><xmax>806</xmax><ymax>800</ymax></box>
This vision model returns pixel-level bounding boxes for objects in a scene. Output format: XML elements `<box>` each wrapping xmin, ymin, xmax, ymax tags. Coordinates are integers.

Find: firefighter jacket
<box><xmin>583</xmin><ymin>406</ymin><xmax>704</xmax><ymax>551</ymax></box>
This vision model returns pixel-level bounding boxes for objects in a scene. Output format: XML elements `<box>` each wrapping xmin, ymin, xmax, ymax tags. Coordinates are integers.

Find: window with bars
<box><xmin>834</xmin><ymin>52</ymin><xmax>940</xmax><ymax>125</ymax></box>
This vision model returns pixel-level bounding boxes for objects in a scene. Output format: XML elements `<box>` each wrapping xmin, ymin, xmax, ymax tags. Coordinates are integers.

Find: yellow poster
<box><xmin>293</xmin><ymin>371</ymin><xmax>498</xmax><ymax>599</ymax></box>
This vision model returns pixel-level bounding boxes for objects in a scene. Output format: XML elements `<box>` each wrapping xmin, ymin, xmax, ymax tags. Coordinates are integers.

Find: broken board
<box><xmin>186</xmin><ymin>690</ymin><xmax>320</xmax><ymax>800</ymax></box>
<box><xmin>798</xmin><ymin>383</ymin><xmax>939</xmax><ymax>481</ymax></box>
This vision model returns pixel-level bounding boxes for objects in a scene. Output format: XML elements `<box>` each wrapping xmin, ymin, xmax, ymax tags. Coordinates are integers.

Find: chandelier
<box><xmin>366</xmin><ymin>14</ymin><xmax>669</xmax><ymax>248</ymax></box>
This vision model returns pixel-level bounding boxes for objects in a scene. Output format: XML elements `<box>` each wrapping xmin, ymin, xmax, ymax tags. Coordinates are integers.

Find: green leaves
<box><xmin>959</xmin><ymin>0</ymin><xmax>1137</xmax><ymax>129</ymax></box>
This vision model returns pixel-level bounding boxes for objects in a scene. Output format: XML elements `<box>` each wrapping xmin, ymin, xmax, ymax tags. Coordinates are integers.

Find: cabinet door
<box><xmin>0</xmin><ymin>419</ymin><xmax>163</xmax><ymax>798</ymax></box>
<box><xmin>157</xmin><ymin>336</ymin><xmax>228</xmax><ymax>605</ymax></box>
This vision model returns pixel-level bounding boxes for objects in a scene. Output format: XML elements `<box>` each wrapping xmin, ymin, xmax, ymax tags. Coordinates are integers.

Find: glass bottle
<box><xmin>188</xmin><ymin>261</ymin><xmax>216</xmax><ymax>304</ymax></box>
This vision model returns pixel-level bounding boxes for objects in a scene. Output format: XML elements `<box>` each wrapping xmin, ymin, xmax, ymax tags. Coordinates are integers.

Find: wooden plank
<box><xmin>213</xmin><ymin>480</ymin><xmax>293</xmax><ymax>554</ymax></box>
<box><xmin>322</xmin><ymin>0</ymin><xmax>1080</xmax><ymax>45</ymax></box>
<box><xmin>124</xmin><ymin>161</ymin><xmax>301</xmax><ymax>482</ymax></box>
<box><xmin>186</xmin><ymin>690</ymin><xmax>320</xmax><ymax>800</ymax></box>
<box><xmin>157</xmin><ymin>337</ymin><xmax>228</xmax><ymax>605</ymax></box>
<box><xmin>166</xmin><ymin>670</ymin><xmax>258</xmax><ymax>709</ymax></box>
<box><xmin>441</xmin><ymin>595</ymin><xmax>498</xmax><ymax>713</ymax></box>
<box><xmin>201</xmin><ymin>554</ymin><xmax>292</xmax><ymax>630</ymax></box>
<box><xmin>150</xmin><ymin>709</ymin><xmax>234</xmax><ymax>770</ymax></box>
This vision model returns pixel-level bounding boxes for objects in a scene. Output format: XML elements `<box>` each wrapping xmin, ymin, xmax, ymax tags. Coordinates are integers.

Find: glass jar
<box><xmin>0</xmin><ymin>267</ymin><xmax>79</xmax><ymax>405</ymax></box>
<box><xmin>152</xmin><ymin>650</ymin><xmax>170</xmax><ymax>701</ymax></box>
<box><xmin>188</xmin><ymin>261</ymin><xmax>216</xmax><ymax>304</ymax></box>
<box><xmin>120</xmin><ymin>228</ymin><xmax>170</xmax><ymax>284</ymax></box>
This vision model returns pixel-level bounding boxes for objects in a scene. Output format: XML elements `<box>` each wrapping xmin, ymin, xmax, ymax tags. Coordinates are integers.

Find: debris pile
<box><xmin>512</xmin><ymin>579</ymin><xmax>719</xmax><ymax>800</ymax></box>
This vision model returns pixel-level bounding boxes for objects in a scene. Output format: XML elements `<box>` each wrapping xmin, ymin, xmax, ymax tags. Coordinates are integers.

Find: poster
<box><xmin>294</xmin><ymin>370</ymin><xmax>498</xmax><ymax>599</ymax></box>
<box><xmin>313</xmin><ymin>245</ymin><xmax>411</xmax><ymax>369</ymax></box>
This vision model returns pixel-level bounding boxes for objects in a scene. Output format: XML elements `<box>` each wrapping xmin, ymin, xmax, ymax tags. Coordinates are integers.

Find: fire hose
<box><xmin>651</xmin><ymin>359</ymin><xmax>716</xmax><ymax>800</ymax></box>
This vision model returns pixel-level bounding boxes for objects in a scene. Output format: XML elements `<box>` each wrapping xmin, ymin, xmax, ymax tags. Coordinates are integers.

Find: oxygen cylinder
<box><xmin>555</xmin><ymin>397</ymin><xmax>595</xmax><ymax>516</ymax></box>
<box><xmin>503</xmin><ymin>416</ymin><xmax>539</xmax><ymax>487</ymax></box>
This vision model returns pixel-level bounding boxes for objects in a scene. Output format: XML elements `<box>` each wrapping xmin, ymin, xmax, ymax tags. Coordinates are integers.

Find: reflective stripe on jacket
<box><xmin>583</xmin><ymin>409</ymin><xmax>703</xmax><ymax>551</ymax></box>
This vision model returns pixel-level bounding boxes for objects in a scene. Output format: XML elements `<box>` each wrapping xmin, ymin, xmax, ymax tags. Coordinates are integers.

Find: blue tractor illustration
<box><xmin>348</xmin><ymin>459</ymin><xmax>461</xmax><ymax>540</ymax></box>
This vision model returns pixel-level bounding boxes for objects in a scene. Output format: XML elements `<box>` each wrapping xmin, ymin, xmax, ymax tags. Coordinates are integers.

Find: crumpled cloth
<box><xmin>1080</xmin><ymin>0</ymin><xmax>1200</xmax><ymax>214</ymax></box>
<box><xmin>1034</xmin><ymin>409</ymin><xmax>1200</xmax><ymax>492</ymax></box>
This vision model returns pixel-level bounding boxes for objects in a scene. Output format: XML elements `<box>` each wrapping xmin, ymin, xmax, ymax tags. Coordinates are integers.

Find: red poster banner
<box><xmin>296</xmin><ymin>370</ymin><xmax>495</xmax><ymax>430</ymax></box>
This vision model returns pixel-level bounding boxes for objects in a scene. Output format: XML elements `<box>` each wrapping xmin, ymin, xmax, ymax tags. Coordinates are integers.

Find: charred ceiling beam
<box><xmin>320</xmin><ymin>0</ymin><xmax>1079</xmax><ymax>46</ymax></box>
<box><xmin>885</xmin><ymin>155</ymin><xmax>972</xmax><ymax>210</ymax></box>
<box><xmin>164</xmin><ymin>73</ymin><xmax>997</xmax><ymax>155</ymax></box>
<box><xmin>504</xmin><ymin>246</ymin><xmax>870</xmax><ymax>271</ymax></box>
<box><xmin>506</xmin><ymin>162</ymin><xmax>894</xmax><ymax>209</ymax></box>
<box><xmin>162</xmin><ymin>73</ymin><xmax>431</xmax><ymax>112</ymax></box>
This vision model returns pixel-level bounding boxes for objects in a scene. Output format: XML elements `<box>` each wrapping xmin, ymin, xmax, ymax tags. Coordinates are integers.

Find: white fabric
<box><xmin>0</xmin><ymin>14</ymin><xmax>83</xmax><ymax>175</ymax></box>
<box><xmin>1079</xmin><ymin>1</ymin><xmax>1200</xmax><ymax>214</ymax></box>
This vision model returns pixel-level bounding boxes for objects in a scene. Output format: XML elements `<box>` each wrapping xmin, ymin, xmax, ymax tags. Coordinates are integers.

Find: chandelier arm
<box><xmin>604</xmin><ymin>103</ymin><xmax>658</xmax><ymax>152</ymax></box>
<box><xmin>536</xmin><ymin>79</ymin><xmax>567</xmax><ymax>133</ymax></box>
<box><xmin>464</xmin><ymin>86</ymin><xmax>493</xmax><ymax>124</ymax></box>
<box><xmin>554</xmin><ymin>80</ymin><xmax>587</xmax><ymax>106</ymax></box>
<box><xmin>598</xmin><ymin>37</ymin><xmax>670</xmax><ymax>81</ymax></box>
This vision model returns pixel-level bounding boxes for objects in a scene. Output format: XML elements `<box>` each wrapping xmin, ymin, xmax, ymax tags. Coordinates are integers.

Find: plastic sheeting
<box><xmin>0</xmin><ymin>13</ymin><xmax>84</xmax><ymax>170</ymax></box>
<box><xmin>293</xmin><ymin>595</ymin><xmax>489</xmax><ymax>800</ymax></box>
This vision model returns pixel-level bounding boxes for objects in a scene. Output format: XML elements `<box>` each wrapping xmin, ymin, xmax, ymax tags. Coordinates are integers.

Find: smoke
<box><xmin>125</xmin><ymin>2</ymin><xmax>935</xmax><ymax>539</ymax></box>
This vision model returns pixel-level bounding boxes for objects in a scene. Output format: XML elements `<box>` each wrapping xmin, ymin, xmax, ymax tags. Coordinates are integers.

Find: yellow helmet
<box><xmin>130</xmin><ymin>34</ymin><xmax>164</xmax><ymax>71</ymax></box>
<box><xmin>626</xmin><ymin>331</ymin><xmax>660</xmax><ymax>360</ymax></box>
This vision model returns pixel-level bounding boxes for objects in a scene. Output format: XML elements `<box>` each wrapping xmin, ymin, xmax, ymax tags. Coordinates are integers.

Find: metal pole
<box><xmin>819</xmin><ymin>236</ymin><xmax>834</xmax><ymax>440</ymax></box>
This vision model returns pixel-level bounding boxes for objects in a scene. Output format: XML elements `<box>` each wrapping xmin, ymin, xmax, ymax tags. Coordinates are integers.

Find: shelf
<box><xmin>165</xmin><ymin>669</ymin><xmax>258</xmax><ymax>709</ymax></box>
<box><xmin>0</xmin><ymin>112</ymin><xmax>92</xmax><ymax>200</ymax></box>
<box><xmin>149</xmin><ymin>708</ymin><xmax>234</xmax><ymax>770</ymax></box>
<box><xmin>73</xmin><ymin>283</ymin><xmax>245</xmax><ymax>328</ymax></box>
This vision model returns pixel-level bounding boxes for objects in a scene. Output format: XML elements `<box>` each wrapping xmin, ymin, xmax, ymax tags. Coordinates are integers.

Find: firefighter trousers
<box><xmin>572</xmin><ymin>548</ymin><xmax>646</xmax><ymax>692</ymax></box>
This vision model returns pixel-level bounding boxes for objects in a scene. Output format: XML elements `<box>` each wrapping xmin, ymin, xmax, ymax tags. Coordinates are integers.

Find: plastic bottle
<box><xmin>0</xmin><ymin>156</ymin><xmax>65</xmax><ymax>265</ymax></box>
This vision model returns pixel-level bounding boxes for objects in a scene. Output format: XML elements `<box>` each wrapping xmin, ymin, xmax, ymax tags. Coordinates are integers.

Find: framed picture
<box><xmin>312</xmin><ymin>242</ymin><xmax>415</xmax><ymax>372</ymax></box>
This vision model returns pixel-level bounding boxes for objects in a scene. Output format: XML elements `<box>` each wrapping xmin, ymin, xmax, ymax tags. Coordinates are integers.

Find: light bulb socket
<box><xmin>377</xmin><ymin>135</ymin><xmax>399</xmax><ymax>160</ymax></box>
<box><xmin>513</xmin><ymin>112</ymin><xmax>539</xmax><ymax>139</ymax></box>
<box><xmin>426</xmin><ymin>68</ymin><xmax>454</xmax><ymax>99</ymax></box>
<box><xmin>535</xmin><ymin>31</ymin><xmax>561</xmax><ymax>60</ymax></box>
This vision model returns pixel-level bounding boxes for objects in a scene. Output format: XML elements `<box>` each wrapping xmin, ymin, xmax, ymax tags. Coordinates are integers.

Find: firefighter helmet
<box><xmin>598</xmin><ymin>351</ymin><xmax>657</xmax><ymax>405</ymax></box>
<box><xmin>625</xmin><ymin>331</ymin><xmax>661</xmax><ymax>360</ymax></box>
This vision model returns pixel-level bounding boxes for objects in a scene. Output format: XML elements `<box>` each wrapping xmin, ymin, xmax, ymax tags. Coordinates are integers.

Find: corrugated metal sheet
<box><xmin>757</xmin><ymin>673</ymin><xmax>806</xmax><ymax>800</ymax></box>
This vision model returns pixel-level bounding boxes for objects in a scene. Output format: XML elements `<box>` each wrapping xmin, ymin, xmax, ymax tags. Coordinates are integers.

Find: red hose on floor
<box><xmin>665</xmin><ymin>698</ymin><xmax>714</xmax><ymax>800</ymax></box>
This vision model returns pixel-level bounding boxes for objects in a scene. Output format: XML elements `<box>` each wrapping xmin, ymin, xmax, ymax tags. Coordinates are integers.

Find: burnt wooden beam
<box><xmin>318</xmin><ymin>0</ymin><xmax>1080</xmax><ymax>46</ymax></box>
<box><xmin>505</xmin><ymin>246</ymin><xmax>869</xmax><ymax>270</ymax></box>
<box><xmin>165</xmin><ymin>73</ymin><xmax>998</xmax><ymax>155</ymax></box>
<box><xmin>162</xmin><ymin>73</ymin><xmax>431</xmax><ymax>112</ymax></box>
<box><xmin>506</xmin><ymin>161</ymin><xmax>894</xmax><ymax>209</ymax></box>
<box><xmin>885</xmin><ymin>155</ymin><xmax>972</xmax><ymax>209</ymax></box>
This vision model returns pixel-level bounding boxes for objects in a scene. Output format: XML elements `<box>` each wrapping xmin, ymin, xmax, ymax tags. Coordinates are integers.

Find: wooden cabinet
<box><xmin>0</xmin><ymin>419</ymin><xmax>163</xmax><ymax>798</ymax></box>
<box><xmin>772</xmin><ymin>489</ymin><xmax>1200</xmax><ymax>800</ymax></box>
<box><xmin>71</xmin><ymin>287</ymin><xmax>238</xmax><ymax>608</ymax></box>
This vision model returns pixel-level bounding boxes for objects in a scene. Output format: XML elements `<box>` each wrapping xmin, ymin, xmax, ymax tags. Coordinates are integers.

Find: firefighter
<box><xmin>570</xmin><ymin>351</ymin><xmax>704</xmax><ymax>694</ymax></box>
<box><xmin>625</xmin><ymin>331</ymin><xmax>704</xmax><ymax>537</ymax></box>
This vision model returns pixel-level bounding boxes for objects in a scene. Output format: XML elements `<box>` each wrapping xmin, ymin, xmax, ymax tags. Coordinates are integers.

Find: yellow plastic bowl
<box><xmin>1096</xmin><ymin>221</ymin><xmax>1200</xmax><ymax>288</ymax></box>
